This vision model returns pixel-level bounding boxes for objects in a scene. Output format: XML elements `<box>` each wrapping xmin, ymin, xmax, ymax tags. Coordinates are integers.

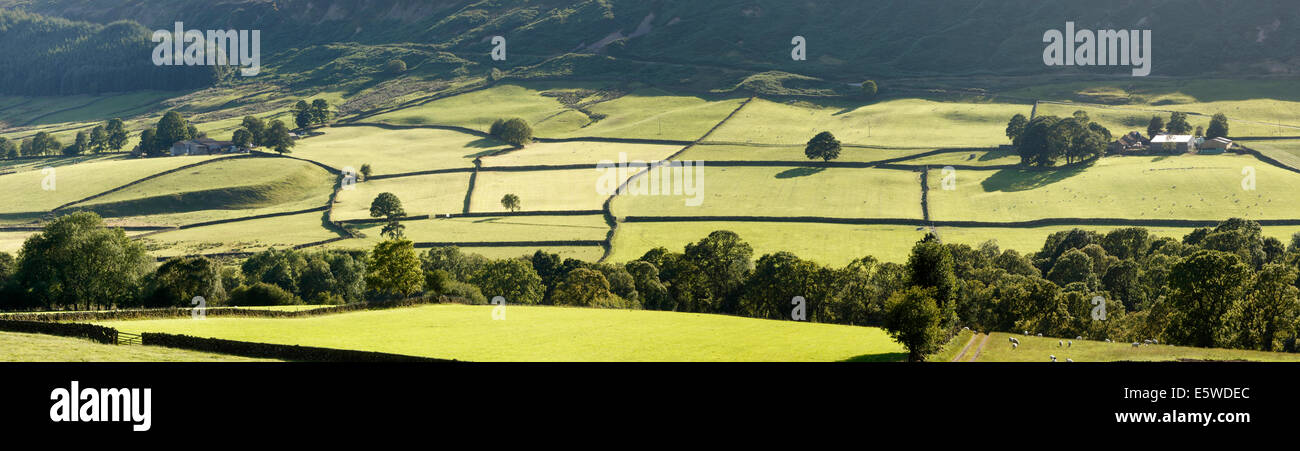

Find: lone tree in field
<box><xmin>491</xmin><ymin>118</ymin><xmax>533</xmax><ymax>146</ymax></box>
<box><xmin>861</xmin><ymin>80</ymin><xmax>878</xmax><ymax>98</ymax></box>
<box><xmin>1005</xmin><ymin>114</ymin><xmax>1028</xmax><ymax>143</ymax></box>
<box><xmin>501</xmin><ymin>193</ymin><xmax>521</xmax><ymax>212</ymax></box>
<box><xmin>265</xmin><ymin>119</ymin><xmax>295</xmax><ymax>154</ymax></box>
<box><xmin>370</xmin><ymin>192</ymin><xmax>407</xmax><ymax>239</ymax></box>
<box><xmin>1147</xmin><ymin>116</ymin><xmax>1165</xmax><ymax>138</ymax></box>
<box><xmin>804</xmin><ymin>131</ymin><xmax>842</xmax><ymax>162</ymax></box>
<box><xmin>882</xmin><ymin>286</ymin><xmax>946</xmax><ymax>362</ymax></box>
<box><xmin>360</xmin><ymin>163</ymin><xmax>373</xmax><ymax>181</ymax></box>
<box><xmin>1207</xmin><ymin>113</ymin><xmax>1230</xmax><ymax>139</ymax></box>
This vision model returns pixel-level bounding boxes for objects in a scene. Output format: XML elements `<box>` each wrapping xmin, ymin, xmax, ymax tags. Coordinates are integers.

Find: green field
<box><xmin>677</xmin><ymin>143</ymin><xmax>939</xmax><ymax>163</ymax></box>
<box><xmin>68</xmin><ymin>157</ymin><xmax>336</xmax><ymax>221</ymax></box>
<box><xmin>481</xmin><ymin>141</ymin><xmax>680</xmax><ymax>167</ymax></box>
<box><xmin>929</xmin><ymin>154</ymin><xmax>1300</xmax><ymax>221</ymax></box>
<box><xmin>329</xmin><ymin>215</ymin><xmax>610</xmax><ymax>248</ymax></box>
<box><xmin>99</xmin><ymin>304</ymin><xmax>906</xmax><ymax>362</ymax></box>
<box><xmin>140</xmin><ymin>211</ymin><xmax>341</xmax><ymax>257</ymax></box>
<box><xmin>610</xmin><ymin>166</ymin><xmax>923</xmax><ymax>219</ymax></box>
<box><xmin>0</xmin><ymin>155</ymin><xmax>232</xmax><ymax>223</ymax></box>
<box><xmin>294</xmin><ymin>125</ymin><xmax>506</xmax><ymax>174</ymax></box>
<box><xmin>332</xmin><ymin>172</ymin><xmax>471</xmax><ymax>221</ymax></box>
<box><xmin>972</xmin><ymin>332</ymin><xmax>1300</xmax><ymax>362</ymax></box>
<box><xmin>0</xmin><ymin>331</ymin><xmax>269</xmax><ymax>362</ymax></box>
<box><xmin>707</xmin><ymin>98</ymin><xmax>1032</xmax><ymax>148</ymax></box>
<box><xmin>470</xmin><ymin>169</ymin><xmax>620</xmax><ymax>213</ymax></box>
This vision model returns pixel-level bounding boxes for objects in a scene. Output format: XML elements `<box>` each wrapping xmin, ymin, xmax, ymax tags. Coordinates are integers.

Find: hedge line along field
<box><xmin>928</xmin><ymin>154</ymin><xmax>1300</xmax><ymax>222</ymax></box>
<box><xmin>0</xmin><ymin>331</ymin><xmax>271</xmax><ymax>362</ymax></box>
<box><xmin>972</xmin><ymin>332</ymin><xmax>1300</xmax><ymax>362</ymax></box>
<box><xmin>99</xmin><ymin>304</ymin><xmax>907</xmax><ymax>362</ymax></box>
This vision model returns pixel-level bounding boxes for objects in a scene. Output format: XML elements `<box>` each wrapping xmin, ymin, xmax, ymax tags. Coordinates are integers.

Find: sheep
<box><xmin>1049</xmin><ymin>355</ymin><xmax>1057</xmax><ymax>362</ymax></box>
<box><xmin>1008</xmin><ymin>337</ymin><xmax>1020</xmax><ymax>345</ymax></box>
<box><xmin>1143</xmin><ymin>339</ymin><xmax>1153</xmax><ymax>345</ymax></box>
<box><xmin>1011</xmin><ymin>342</ymin><xmax>1018</xmax><ymax>350</ymax></box>
<box><xmin>1036</xmin><ymin>333</ymin><xmax>1043</xmax><ymax>337</ymax></box>
<box><xmin>1068</xmin><ymin>340</ymin><xmax>1073</xmax><ymax>347</ymax></box>
<box><xmin>1152</xmin><ymin>339</ymin><xmax>1159</xmax><ymax>345</ymax></box>
<box><xmin>962</xmin><ymin>326</ymin><xmax>970</xmax><ymax>331</ymax></box>
<box><xmin>1023</xmin><ymin>330</ymin><xmax>1029</xmax><ymax>336</ymax></box>
<box><xmin>1132</xmin><ymin>342</ymin><xmax>1141</xmax><ymax>347</ymax></box>
<box><xmin>1058</xmin><ymin>340</ymin><xmax>1063</xmax><ymax>347</ymax></box>
<box><xmin>1075</xmin><ymin>336</ymin><xmax>1083</xmax><ymax>340</ymax></box>
<box><xmin>1066</xmin><ymin>359</ymin><xmax>1074</xmax><ymax>362</ymax></box>
<box><xmin>1104</xmin><ymin>339</ymin><xmax>1112</xmax><ymax>343</ymax></box>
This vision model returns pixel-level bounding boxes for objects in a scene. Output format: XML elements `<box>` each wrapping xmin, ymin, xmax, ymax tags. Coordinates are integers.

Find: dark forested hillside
<box><xmin>2</xmin><ymin>0</ymin><xmax>1298</xmax><ymax>95</ymax></box>
<box><xmin>0</xmin><ymin>10</ymin><xmax>217</xmax><ymax>96</ymax></box>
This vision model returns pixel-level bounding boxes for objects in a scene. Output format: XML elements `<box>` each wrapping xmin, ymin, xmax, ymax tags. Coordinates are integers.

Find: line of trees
<box><xmin>0</xmin><ymin>118</ymin><xmax>129</xmax><ymax>159</ymax></box>
<box><xmin>2</xmin><ymin>212</ymin><xmax>1297</xmax><ymax>361</ymax></box>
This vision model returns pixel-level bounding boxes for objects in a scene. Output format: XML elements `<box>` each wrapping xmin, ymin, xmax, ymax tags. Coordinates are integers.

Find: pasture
<box><xmin>706</xmin><ymin>97</ymin><xmax>1032</xmax><ymax>148</ymax></box>
<box><xmin>68</xmin><ymin>157</ymin><xmax>336</xmax><ymax>222</ymax></box>
<box><xmin>332</xmin><ymin>172</ymin><xmax>471</xmax><ymax>221</ymax></box>
<box><xmin>972</xmin><ymin>332</ymin><xmax>1300</xmax><ymax>362</ymax></box>
<box><xmin>99</xmin><ymin>304</ymin><xmax>907</xmax><ymax>362</ymax></box>
<box><xmin>928</xmin><ymin>154</ymin><xmax>1300</xmax><ymax>221</ymax></box>
<box><xmin>140</xmin><ymin>211</ymin><xmax>340</xmax><ymax>258</ymax></box>
<box><xmin>293</xmin><ymin>125</ymin><xmax>504</xmax><ymax>174</ymax></box>
<box><xmin>609</xmin><ymin>166</ymin><xmax>923</xmax><ymax>219</ymax></box>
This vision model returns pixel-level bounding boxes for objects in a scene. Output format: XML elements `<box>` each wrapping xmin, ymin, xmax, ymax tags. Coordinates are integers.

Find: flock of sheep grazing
<box><xmin>1007</xmin><ymin>332</ymin><xmax>1161</xmax><ymax>362</ymax></box>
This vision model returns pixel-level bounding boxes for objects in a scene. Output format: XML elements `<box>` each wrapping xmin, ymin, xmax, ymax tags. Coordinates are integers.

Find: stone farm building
<box><xmin>170</xmin><ymin>138</ymin><xmax>248</xmax><ymax>156</ymax></box>
<box><xmin>1109</xmin><ymin>131</ymin><xmax>1148</xmax><ymax>154</ymax></box>
<box><xmin>1198</xmin><ymin>137</ymin><xmax>1233</xmax><ymax>154</ymax></box>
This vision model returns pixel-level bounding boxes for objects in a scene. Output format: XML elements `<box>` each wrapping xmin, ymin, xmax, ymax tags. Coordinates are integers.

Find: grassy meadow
<box><xmin>98</xmin><ymin>304</ymin><xmax>907</xmax><ymax>362</ymax></box>
<box><xmin>928</xmin><ymin>154</ymin><xmax>1300</xmax><ymax>222</ymax></box>
<box><xmin>972</xmin><ymin>332</ymin><xmax>1300</xmax><ymax>362</ymax></box>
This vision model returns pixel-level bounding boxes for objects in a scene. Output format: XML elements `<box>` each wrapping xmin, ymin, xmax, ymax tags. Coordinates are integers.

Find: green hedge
<box><xmin>141</xmin><ymin>333</ymin><xmax>452</xmax><ymax>362</ymax></box>
<box><xmin>0</xmin><ymin>319</ymin><xmax>118</xmax><ymax>344</ymax></box>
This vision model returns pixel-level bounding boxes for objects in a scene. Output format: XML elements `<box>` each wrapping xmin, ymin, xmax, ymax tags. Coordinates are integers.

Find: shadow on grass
<box><xmin>980</xmin><ymin>164</ymin><xmax>1089</xmax><ymax>192</ymax></box>
<box><xmin>775</xmin><ymin>167</ymin><xmax>826</xmax><ymax>179</ymax></box>
<box><xmin>840</xmin><ymin>352</ymin><xmax>909</xmax><ymax>362</ymax></box>
<box><xmin>464</xmin><ymin>137</ymin><xmax>506</xmax><ymax>149</ymax></box>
